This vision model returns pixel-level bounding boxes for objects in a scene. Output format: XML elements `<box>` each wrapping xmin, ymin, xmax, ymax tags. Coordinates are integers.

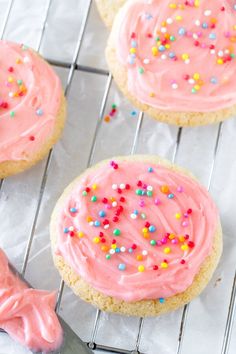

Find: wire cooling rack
<box><xmin>1</xmin><ymin>1</ymin><xmax>236</xmax><ymax>353</ymax></box>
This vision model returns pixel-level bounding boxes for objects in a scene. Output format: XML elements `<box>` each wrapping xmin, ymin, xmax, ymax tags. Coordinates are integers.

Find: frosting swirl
<box><xmin>0</xmin><ymin>40</ymin><xmax>62</xmax><ymax>162</ymax></box>
<box><xmin>54</xmin><ymin>158</ymin><xmax>219</xmax><ymax>302</ymax></box>
<box><xmin>0</xmin><ymin>249</ymin><xmax>62</xmax><ymax>352</ymax></box>
<box><xmin>111</xmin><ymin>0</ymin><xmax>236</xmax><ymax>112</ymax></box>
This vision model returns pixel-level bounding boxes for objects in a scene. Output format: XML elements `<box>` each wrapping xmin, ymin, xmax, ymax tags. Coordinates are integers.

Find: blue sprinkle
<box><xmin>145</xmin><ymin>12</ymin><xmax>153</xmax><ymax>20</ymax></box>
<box><xmin>234</xmin><ymin>4</ymin><xmax>236</xmax><ymax>10</ymax></box>
<box><xmin>202</xmin><ymin>22</ymin><xmax>208</xmax><ymax>29</ymax></box>
<box><xmin>168</xmin><ymin>193</ymin><xmax>175</xmax><ymax>199</ymax></box>
<box><xmin>210</xmin><ymin>77</ymin><xmax>218</xmax><ymax>84</ymax></box>
<box><xmin>128</xmin><ymin>248</ymin><xmax>133</xmax><ymax>253</ymax></box>
<box><xmin>159</xmin><ymin>298</ymin><xmax>165</xmax><ymax>304</ymax></box>
<box><xmin>115</xmin><ymin>248</ymin><xmax>121</xmax><ymax>253</ymax></box>
<box><xmin>131</xmin><ymin>40</ymin><xmax>137</xmax><ymax>48</ymax></box>
<box><xmin>148</xmin><ymin>167</ymin><xmax>153</xmax><ymax>173</ymax></box>
<box><xmin>99</xmin><ymin>210</ymin><xmax>106</xmax><ymax>217</ymax></box>
<box><xmin>128</xmin><ymin>56</ymin><xmax>135</xmax><ymax>65</ymax></box>
<box><xmin>178</xmin><ymin>27</ymin><xmax>186</xmax><ymax>36</ymax></box>
<box><xmin>64</xmin><ymin>227</ymin><xmax>69</xmax><ymax>234</ymax></box>
<box><xmin>142</xmin><ymin>190</ymin><xmax>146</xmax><ymax>196</ymax></box>
<box><xmin>149</xmin><ymin>225</ymin><xmax>156</xmax><ymax>233</ymax></box>
<box><xmin>130</xmin><ymin>110</ymin><xmax>138</xmax><ymax>117</ymax></box>
<box><xmin>169</xmin><ymin>52</ymin><xmax>175</xmax><ymax>59</ymax></box>
<box><xmin>118</xmin><ymin>263</ymin><xmax>126</xmax><ymax>271</ymax></box>
<box><xmin>158</xmin><ymin>45</ymin><xmax>166</xmax><ymax>52</ymax></box>
<box><xmin>70</xmin><ymin>207</ymin><xmax>77</xmax><ymax>213</ymax></box>
<box><xmin>36</xmin><ymin>108</ymin><xmax>43</xmax><ymax>116</ymax></box>
<box><xmin>134</xmin><ymin>210</ymin><xmax>139</xmax><ymax>215</ymax></box>
<box><xmin>209</xmin><ymin>33</ymin><xmax>216</xmax><ymax>40</ymax></box>
<box><xmin>94</xmin><ymin>220</ymin><xmax>101</xmax><ymax>227</ymax></box>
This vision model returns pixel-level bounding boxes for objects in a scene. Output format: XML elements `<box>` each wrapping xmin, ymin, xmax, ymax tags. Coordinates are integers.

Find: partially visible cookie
<box><xmin>95</xmin><ymin>0</ymin><xmax>126</xmax><ymax>28</ymax></box>
<box><xmin>106</xmin><ymin>0</ymin><xmax>236</xmax><ymax>126</ymax></box>
<box><xmin>0</xmin><ymin>40</ymin><xmax>66</xmax><ymax>178</ymax></box>
<box><xmin>50</xmin><ymin>155</ymin><xmax>222</xmax><ymax>317</ymax></box>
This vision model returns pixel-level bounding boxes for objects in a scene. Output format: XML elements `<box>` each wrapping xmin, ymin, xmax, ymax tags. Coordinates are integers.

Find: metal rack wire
<box><xmin>0</xmin><ymin>1</ymin><xmax>236</xmax><ymax>353</ymax></box>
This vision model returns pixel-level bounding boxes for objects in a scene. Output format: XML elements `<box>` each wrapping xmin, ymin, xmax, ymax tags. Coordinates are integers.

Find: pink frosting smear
<box><xmin>112</xmin><ymin>0</ymin><xmax>236</xmax><ymax>112</ymax></box>
<box><xmin>0</xmin><ymin>249</ymin><xmax>63</xmax><ymax>352</ymax></box>
<box><xmin>0</xmin><ymin>40</ymin><xmax>62</xmax><ymax>163</ymax></box>
<box><xmin>55</xmin><ymin>159</ymin><xmax>219</xmax><ymax>302</ymax></box>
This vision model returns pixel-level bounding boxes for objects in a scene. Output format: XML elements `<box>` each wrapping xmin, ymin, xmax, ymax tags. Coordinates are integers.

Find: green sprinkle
<box><xmin>136</xmin><ymin>189</ymin><xmax>142</xmax><ymax>196</ymax></box>
<box><xmin>138</xmin><ymin>67</ymin><xmax>144</xmax><ymax>74</ymax></box>
<box><xmin>91</xmin><ymin>196</ymin><xmax>97</xmax><ymax>202</ymax></box>
<box><xmin>150</xmin><ymin>240</ymin><xmax>156</xmax><ymax>246</ymax></box>
<box><xmin>191</xmin><ymin>88</ymin><xmax>197</xmax><ymax>94</ymax></box>
<box><xmin>82</xmin><ymin>191</ymin><xmax>87</xmax><ymax>196</ymax></box>
<box><xmin>170</xmin><ymin>36</ymin><xmax>176</xmax><ymax>41</ymax></box>
<box><xmin>155</xmin><ymin>36</ymin><xmax>160</xmax><ymax>42</ymax></box>
<box><xmin>141</xmin><ymin>213</ymin><xmax>146</xmax><ymax>220</ymax></box>
<box><xmin>230</xmin><ymin>53</ymin><xmax>235</xmax><ymax>58</ymax></box>
<box><xmin>113</xmin><ymin>229</ymin><xmax>121</xmax><ymax>236</ymax></box>
<box><xmin>106</xmin><ymin>254</ymin><xmax>111</xmax><ymax>260</ymax></box>
<box><xmin>17</xmin><ymin>79</ymin><xmax>23</xmax><ymax>85</ymax></box>
<box><xmin>112</xmin><ymin>103</ymin><xmax>117</xmax><ymax>109</ymax></box>
<box><xmin>147</xmin><ymin>191</ymin><xmax>153</xmax><ymax>197</ymax></box>
<box><xmin>10</xmin><ymin>111</ymin><xmax>15</xmax><ymax>118</ymax></box>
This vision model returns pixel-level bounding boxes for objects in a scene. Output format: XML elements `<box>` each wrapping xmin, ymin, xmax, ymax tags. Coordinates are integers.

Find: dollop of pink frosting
<box><xmin>111</xmin><ymin>0</ymin><xmax>236</xmax><ymax>112</ymax></box>
<box><xmin>0</xmin><ymin>249</ymin><xmax>62</xmax><ymax>352</ymax></box>
<box><xmin>55</xmin><ymin>159</ymin><xmax>218</xmax><ymax>302</ymax></box>
<box><xmin>0</xmin><ymin>40</ymin><xmax>62</xmax><ymax>162</ymax></box>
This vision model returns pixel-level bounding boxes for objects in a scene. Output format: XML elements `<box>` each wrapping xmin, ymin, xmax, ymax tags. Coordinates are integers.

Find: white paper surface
<box><xmin>0</xmin><ymin>1</ymin><xmax>236</xmax><ymax>353</ymax></box>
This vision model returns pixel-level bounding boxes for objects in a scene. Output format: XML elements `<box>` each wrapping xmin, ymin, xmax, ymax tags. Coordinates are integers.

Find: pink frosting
<box><xmin>0</xmin><ymin>249</ymin><xmax>62</xmax><ymax>352</ymax></box>
<box><xmin>0</xmin><ymin>40</ymin><xmax>62</xmax><ymax>162</ymax></box>
<box><xmin>54</xmin><ymin>159</ymin><xmax>219</xmax><ymax>302</ymax></box>
<box><xmin>111</xmin><ymin>0</ymin><xmax>236</xmax><ymax>112</ymax></box>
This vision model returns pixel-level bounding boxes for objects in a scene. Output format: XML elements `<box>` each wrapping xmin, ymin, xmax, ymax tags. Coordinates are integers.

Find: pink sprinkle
<box><xmin>184</xmin><ymin>213</ymin><xmax>189</xmax><ymax>218</ymax></box>
<box><xmin>224</xmin><ymin>31</ymin><xmax>231</xmax><ymax>38</ymax></box>
<box><xmin>182</xmin><ymin>221</ymin><xmax>189</xmax><ymax>227</ymax></box>
<box><xmin>106</xmin><ymin>204</ymin><xmax>112</xmax><ymax>209</ymax></box>
<box><xmin>139</xmin><ymin>200</ymin><xmax>145</xmax><ymax>207</ymax></box>
<box><xmin>157</xmin><ymin>240</ymin><xmax>162</xmax><ymax>246</ymax></box>
<box><xmin>171</xmin><ymin>239</ymin><xmax>178</xmax><ymax>244</ymax></box>
<box><xmin>197</xmin><ymin>31</ymin><xmax>202</xmax><ymax>37</ymax></box>
<box><xmin>177</xmin><ymin>186</ymin><xmax>183</xmax><ymax>193</ymax></box>
<box><xmin>187</xmin><ymin>31</ymin><xmax>192</xmax><ymax>37</ymax></box>
<box><xmin>143</xmin><ymin>183</ymin><xmax>147</xmax><ymax>189</ymax></box>
<box><xmin>201</xmin><ymin>43</ymin><xmax>207</xmax><ymax>48</ymax></box>
<box><xmin>154</xmin><ymin>198</ymin><xmax>161</xmax><ymax>205</ymax></box>
<box><xmin>161</xmin><ymin>237</ymin><xmax>168</xmax><ymax>244</ymax></box>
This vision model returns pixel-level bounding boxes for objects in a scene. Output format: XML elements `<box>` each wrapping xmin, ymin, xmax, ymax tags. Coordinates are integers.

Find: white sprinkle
<box><xmin>185</xmin><ymin>59</ymin><xmax>190</xmax><ymax>64</ymax></box>
<box><xmin>210</xmin><ymin>49</ymin><xmax>215</xmax><ymax>55</ymax></box>
<box><xmin>193</xmin><ymin>33</ymin><xmax>198</xmax><ymax>40</ymax></box>
<box><xmin>172</xmin><ymin>83</ymin><xmax>178</xmax><ymax>89</ymax></box>
<box><xmin>218</xmin><ymin>50</ymin><xmax>224</xmax><ymax>57</ymax></box>
<box><xmin>9</xmin><ymin>92</ymin><xmax>14</xmax><ymax>97</ymax></box>
<box><xmin>112</xmin><ymin>184</ymin><xmax>118</xmax><ymax>190</ymax></box>
<box><xmin>204</xmin><ymin>10</ymin><xmax>212</xmax><ymax>16</ymax></box>
<box><xmin>23</xmin><ymin>56</ymin><xmax>30</xmax><ymax>63</ymax></box>
<box><xmin>161</xmin><ymin>54</ymin><xmax>167</xmax><ymax>60</ymax></box>
<box><xmin>188</xmin><ymin>79</ymin><xmax>195</xmax><ymax>84</ymax></box>
<box><xmin>225</xmin><ymin>49</ymin><xmax>230</xmax><ymax>54</ymax></box>
<box><xmin>143</xmin><ymin>58</ymin><xmax>150</xmax><ymax>64</ymax></box>
<box><xmin>166</xmin><ymin>18</ymin><xmax>173</xmax><ymax>24</ymax></box>
<box><xmin>104</xmin><ymin>224</ymin><xmax>109</xmax><ymax>230</ymax></box>
<box><xmin>109</xmin><ymin>249</ymin><xmax>115</xmax><ymax>254</ymax></box>
<box><xmin>69</xmin><ymin>226</ymin><xmax>74</xmax><ymax>231</ymax></box>
<box><xmin>147</xmin><ymin>185</ymin><xmax>153</xmax><ymax>191</ymax></box>
<box><xmin>161</xmin><ymin>27</ymin><xmax>167</xmax><ymax>33</ymax></box>
<box><xmin>89</xmin><ymin>222</ymin><xmax>94</xmax><ymax>226</ymax></box>
<box><xmin>121</xmin><ymin>247</ymin><xmax>126</xmax><ymax>252</ymax></box>
<box><xmin>142</xmin><ymin>250</ymin><xmax>148</xmax><ymax>256</ymax></box>
<box><xmin>130</xmin><ymin>213</ymin><xmax>137</xmax><ymax>219</ymax></box>
<box><xmin>119</xmin><ymin>183</ymin><xmax>125</xmax><ymax>189</ymax></box>
<box><xmin>112</xmin><ymin>201</ymin><xmax>117</xmax><ymax>207</ymax></box>
<box><xmin>195</xmin><ymin>20</ymin><xmax>200</xmax><ymax>26</ymax></box>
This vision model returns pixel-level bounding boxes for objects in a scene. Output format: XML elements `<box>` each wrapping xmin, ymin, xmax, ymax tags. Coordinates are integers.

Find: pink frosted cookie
<box><xmin>0</xmin><ymin>40</ymin><xmax>66</xmax><ymax>178</ymax></box>
<box><xmin>106</xmin><ymin>0</ymin><xmax>236</xmax><ymax>126</ymax></box>
<box><xmin>0</xmin><ymin>248</ymin><xmax>62</xmax><ymax>352</ymax></box>
<box><xmin>50</xmin><ymin>155</ymin><xmax>222</xmax><ymax>317</ymax></box>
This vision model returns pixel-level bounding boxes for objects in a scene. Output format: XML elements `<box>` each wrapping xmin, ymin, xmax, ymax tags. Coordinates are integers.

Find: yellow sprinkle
<box><xmin>233</xmin><ymin>25</ymin><xmax>236</xmax><ymax>30</ymax></box>
<box><xmin>194</xmin><ymin>85</ymin><xmax>200</xmax><ymax>91</ymax></box>
<box><xmin>111</xmin><ymin>244</ymin><xmax>117</xmax><ymax>249</ymax></box>
<box><xmin>149</xmin><ymin>92</ymin><xmax>155</xmax><ymax>97</ymax></box>
<box><xmin>101</xmin><ymin>245</ymin><xmax>109</xmax><ymax>252</ymax></box>
<box><xmin>136</xmin><ymin>255</ymin><xmax>143</xmax><ymax>261</ymax></box>
<box><xmin>193</xmin><ymin>73</ymin><xmax>200</xmax><ymax>80</ymax></box>
<box><xmin>181</xmin><ymin>244</ymin><xmax>189</xmax><ymax>251</ymax></box>
<box><xmin>194</xmin><ymin>0</ymin><xmax>200</xmax><ymax>7</ymax></box>
<box><xmin>179</xmin><ymin>235</ymin><xmax>185</xmax><ymax>242</ymax></box>
<box><xmin>92</xmin><ymin>184</ymin><xmax>97</xmax><ymax>190</ymax></box>
<box><xmin>178</xmin><ymin>4</ymin><xmax>185</xmax><ymax>9</ymax></box>
<box><xmin>138</xmin><ymin>265</ymin><xmax>145</xmax><ymax>272</ymax></box>
<box><xmin>175</xmin><ymin>15</ymin><xmax>182</xmax><ymax>21</ymax></box>
<box><xmin>161</xmin><ymin>262</ymin><xmax>168</xmax><ymax>269</ymax></box>
<box><xmin>230</xmin><ymin>36</ymin><xmax>236</xmax><ymax>43</ymax></box>
<box><xmin>175</xmin><ymin>213</ymin><xmax>181</xmax><ymax>219</ymax></box>
<box><xmin>182</xmin><ymin>53</ymin><xmax>189</xmax><ymax>60</ymax></box>
<box><xmin>169</xmin><ymin>3</ymin><xmax>177</xmax><ymax>9</ymax></box>
<box><xmin>130</xmin><ymin>48</ymin><xmax>136</xmax><ymax>54</ymax></box>
<box><xmin>93</xmin><ymin>237</ymin><xmax>100</xmax><ymax>244</ymax></box>
<box><xmin>16</xmin><ymin>58</ymin><xmax>21</xmax><ymax>64</ymax></box>
<box><xmin>165</xmin><ymin>44</ymin><xmax>170</xmax><ymax>49</ymax></box>
<box><xmin>77</xmin><ymin>231</ymin><xmax>84</xmax><ymax>238</ymax></box>
<box><xmin>164</xmin><ymin>247</ymin><xmax>171</xmax><ymax>254</ymax></box>
<box><xmin>217</xmin><ymin>58</ymin><xmax>223</xmax><ymax>65</ymax></box>
<box><xmin>110</xmin><ymin>197</ymin><xmax>116</xmax><ymax>202</ymax></box>
<box><xmin>142</xmin><ymin>227</ymin><xmax>148</xmax><ymax>234</ymax></box>
<box><xmin>161</xmin><ymin>21</ymin><xmax>166</xmax><ymax>26</ymax></box>
<box><xmin>152</xmin><ymin>46</ymin><xmax>158</xmax><ymax>56</ymax></box>
<box><xmin>8</xmin><ymin>76</ymin><xmax>14</xmax><ymax>83</ymax></box>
